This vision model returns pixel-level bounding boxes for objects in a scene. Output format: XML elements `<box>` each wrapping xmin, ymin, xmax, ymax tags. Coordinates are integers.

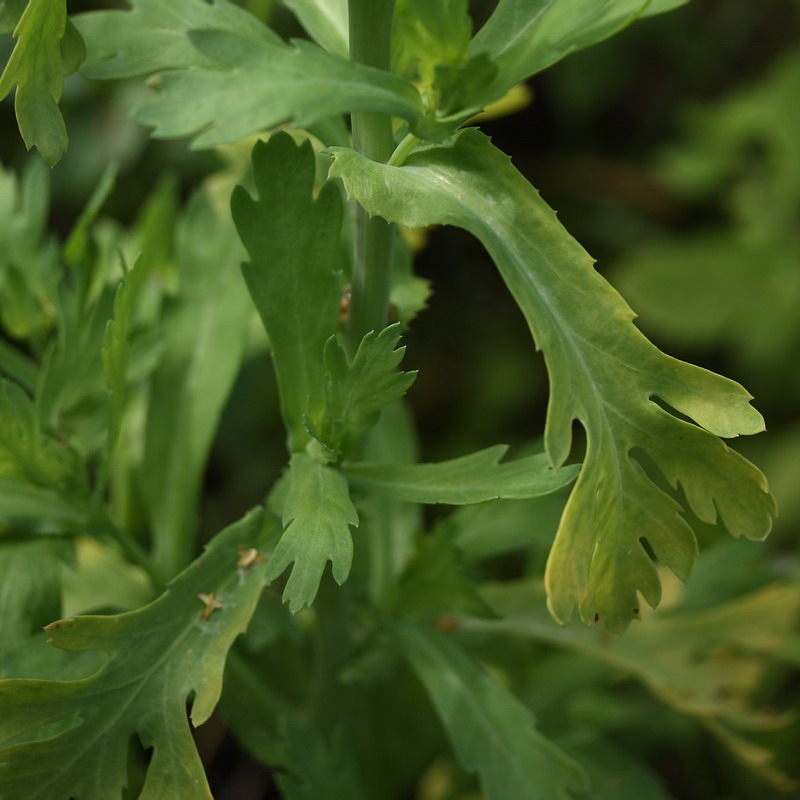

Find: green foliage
<box><xmin>328</xmin><ymin>128</ymin><xmax>775</xmax><ymax>632</ymax></box>
<box><xmin>0</xmin><ymin>0</ymin><xmax>83</xmax><ymax>165</ymax></box>
<box><xmin>0</xmin><ymin>1</ymin><xmax>795</xmax><ymax>798</ymax></box>
<box><xmin>0</xmin><ymin>509</ymin><xmax>274</xmax><ymax>800</ymax></box>
<box><xmin>346</xmin><ymin>445</ymin><xmax>578</xmax><ymax>504</ymax></box>
<box><xmin>141</xmin><ymin>193</ymin><xmax>251</xmax><ymax>577</ymax></box>
<box><xmin>391</xmin><ymin>620</ymin><xmax>588</xmax><ymax>800</ymax></box>
<box><xmin>267</xmin><ymin>452</ymin><xmax>358</xmax><ymax>612</ymax></box>
<box><xmin>232</xmin><ymin>132</ymin><xmax>343</xmax><ymax>453</ymax></box>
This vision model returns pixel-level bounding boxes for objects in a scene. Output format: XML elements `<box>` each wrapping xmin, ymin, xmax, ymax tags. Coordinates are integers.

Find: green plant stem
<box><xmin>310</xmin><ymin>570</ymin><xmax>356</xmax><ymax>730</ymax></box>
<box><xmin>346</xmin><ymin>0</ymin><xmax>397</xmax><ymax>352</ymax></box>
<box><xmin>388</xmin><ymin>132</ymin><xmax>420</xmax><ymax>167</ymax></box>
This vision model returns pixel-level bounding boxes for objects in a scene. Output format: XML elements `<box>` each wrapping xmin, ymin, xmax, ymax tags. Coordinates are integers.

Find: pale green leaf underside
<box><xmin>328</xmin><ymin>129</ymin><xmax>774</xmax><ymax>633</ymax></box>
<box><xmin>267</xmin><ymin>453</ymin><xmax>359</xmax><ymax>613</ymax></box>
<box><xmin>282</xmin><ymin>0</ymin><xmax>349</xmax><ymax>58</ymax></box>
<box><xmin>232</xmin><ymin>132</ymin><xmax>342</xmax><ymax>454</ymax></box>
<box><xmin>74</xmin><ymin>0</ymin><xmax>264</xmax><ymax>79</ymax></box>
<box><xmin>0</xmin><ymin>0</ymin><xmax>70</xmax><ymax>164</ymax></box>
<box><xmin>0</xmin><ymin>508</ymin><xmax>275</xmax><ymax>800</ymax></box>
<box><xmin>76</xmin><ymin>0</ymin><xmax>440</xmax><ymax>148</ymax></box>
<box><xmin>468</xmin><ymin>0</ymin><xmax>689</xmax><ymax>112</ymax></box>
<box><xmin>391</xmin><ymin>620</ymin><xmax>587</xmax><ymax>800</ymax></box>
<box><xmin>346</xmin><ymin>446</ymin><xmax>578</xmax><ymax>504</ymax></box>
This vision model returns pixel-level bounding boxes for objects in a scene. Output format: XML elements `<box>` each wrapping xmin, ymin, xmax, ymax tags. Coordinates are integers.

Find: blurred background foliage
<box><xmin>1</xmin><ymin>0</ymin><xmax>799</xmax><ymax>798</ymax></box>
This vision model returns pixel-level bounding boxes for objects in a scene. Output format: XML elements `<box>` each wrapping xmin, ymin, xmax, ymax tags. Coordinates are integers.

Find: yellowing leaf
<box><xmin>328</xmin><ymin>128</ymin><xmax>775</xmax><ymax>632</ymax></box>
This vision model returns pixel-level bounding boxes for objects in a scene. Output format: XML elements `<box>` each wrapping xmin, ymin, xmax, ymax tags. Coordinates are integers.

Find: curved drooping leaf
<box><xmin>0</xmin><ymin>0</ymin><xmax>83</xmax><ymax>164</ymax></box>
<box><xmin>232</xmin><ymin>132</ymin><xmax>343</xmax><ymax>454</ymax></box>
<box><xmin>0</xmin><ymin>508</ymin><xmax>275</xmax><ymax>800</ymax></box>
<box><xmin>267</xmin><ymin>453</ymin><xmax>359</xmax><ymax>613</ymax></box>
<box><xmin>328</xmin><ymin>128</ymin><xmax>774</xmax><ymax>632</ymax></box>
<box><xmin>75</xmin><ymin>0</ymin><xmax>442</xmax><ymax>147</ymax></box>
<box><xmin>466</xmin><ymin>0</ymin><xmax>689</xmax><ymax>113</ymax></box>
<box><xmin>391</xmin><ymin>620</ymin><xmax>587</xmax><ymax>800</ymax></box>
<box><xmin>346</xmin><ymin>446</ymin><xmax>578</xmax><ymax>504</ymax></box>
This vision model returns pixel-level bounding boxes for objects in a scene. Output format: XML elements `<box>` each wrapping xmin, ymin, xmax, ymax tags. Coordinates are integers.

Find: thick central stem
<box><xmin>346</xmin><ymin>0</ymin><xmax>396</xmax><ymax>351</ymax></box>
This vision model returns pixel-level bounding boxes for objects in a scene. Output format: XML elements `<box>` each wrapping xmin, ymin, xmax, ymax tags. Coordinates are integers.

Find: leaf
<box><xmin>73</xmin><ymin>0</ymin><xmax>264</xmax><ymax>79</ymax></box>
<box><xmin>232</xmin><ymin>132</ymin><xmax>343</xmax><ymax>453</ymax></box>
<box><xmin>449</xmin><ymin>491</ymin><xmax>569</xmax><ymax>563</ymax></box>
<box><xmin>391</xmin><ymin>620</ymin><xmax>587</xmax><ymax>800</ymax></box>
<box><xmin>0</xmin><ymin>478</ymin><xmax>88</xmax><ymax>533</ymax></box>
<box><xmin>464</xmin><ymin>578</ymin><xmax>800</xmax><ymax>787</ymax></box>
<box><xmin>275</xmin><ymin>717</ymin><xmax>366</xmax><ymax>800</ymax></box>
<box><xmin>140</xmin><ymin>30</ymin><xmax>444</xmax><ymax>147</ymax></box>
<box><xmin>318</xmin><ymin>324</ymin><xmax>416</xmax><ymax>457</ymax></box>
<box><xmin>0</xmin><ymin>0</ymin><xmax>79</xmax><ymax>165</ymax></box>
<box><xmin>388</xmin><ymin>531</ymin><xmax>493</xmax><ymax>620</ymax></box>
<box><xmin>267</xmin><ymin>453</ymin><xmax>358</xmax><ymax>613</ymax></box>
<box><xmin>346</xmin><ymin>445</ymin><xmax>578</xmax><ymax>504</ymax></box>
<box><xmin>0</xmin><ymin>508</ymin><xmax>275</xmax><ymax>800</ymax></box>
<box><xmin>466</xmin><ymin>0</ymin><xmax>689</xmax><ymax>114</ymax></box>
<box><xmin>75</xmin><ymin>0</ymin><xmax>441</xmax><ymax>147</ymax></box>
<box><xmin>282</xmin><ymin>0</ymin><xmax>349</xmax><ymax>58</ymax></box>
<box><xmin>142</xmin><ymin>193</ymin><xmax>251</xmax><ymax>578</ymax></box>
<box><xmin>0</xmin><ymin>539</ymin><xmax>63</xmax><ymax>652</ymax></box>
<box><xmin>0</xmin><ymin>379</ymin><xmax>86</xmax><ymax>496</ymax></box>
<box><xmin>328</xmin><ymin>128</ymin><xmax>775</xmax><ymax>632</ymax></box>
<box><xmin>557</xmin><ymin>729</ymin><xmax>675</xmax><ymax>800</ymax></box>
<box><xmin>0</xmin><ymin>153</ymin><xmax>59</xmax><ymax>344</ymax></box>
<box><xmin>102</xmin><ymin>255</ymin><xmax>149</xmax><ymax>462</ymax></box>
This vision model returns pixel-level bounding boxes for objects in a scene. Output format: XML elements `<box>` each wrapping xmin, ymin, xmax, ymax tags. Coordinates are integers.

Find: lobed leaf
<box><xmin>391</xmin><ymin>620</ymin><xmax>587</xmax><ymax>800</ymax></box>
<box><xmin>0</xmin><ymin>0</ymin><xmax>81</xmax><ymax>165</ymax></box>
<box><xmin>318</xmin><ymin>324</ymin><xmax>416</xmax><ymax>457</ymax></box>
<box><xmin>0</xmin><ymin>508</ymin><xmax>275</xmax><ymax>800</ymax></box>
<box><xmin>267</xmin><ymin>453</ymin><xmax>358</xmax><ymax>613</ymax></box>
<box><xmin>346</xmin><ymin>445</ymin><xmax>578</xmax><ymax>504</ymax></box>
<box><xmin>232</xmin><ymin>132</ymin><xmax>343</xmax><ymax>453</ymax></box>
<box><xmin>75</xmin><ymin>0</ymin><xmax>443</xmax><ymax>147</ymax></box>
<box><xmin>328</xmin><ymin>128</ymin><xmax>774</xmax><ymax>632</ymax></box>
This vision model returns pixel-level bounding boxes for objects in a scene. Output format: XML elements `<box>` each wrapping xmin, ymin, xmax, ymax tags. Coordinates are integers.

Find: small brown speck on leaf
<box><xmin>198</xmin><ymin>592</ymin><xmax>224</xmax><ymax>620</ymax></box>
<box><xmin>237</xmin><ymin>546</ymin><xmax>266</xmax><ymax>569</ymax></box>
<box><xmin>593</xmin><ymin>613</ymin><xmax>600</xmax><ymax>625</ymax></box>
<box><xmin>435</xmin><ymin>614</ymin><xmax>459</xmax><ymax>633</ymax></box>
